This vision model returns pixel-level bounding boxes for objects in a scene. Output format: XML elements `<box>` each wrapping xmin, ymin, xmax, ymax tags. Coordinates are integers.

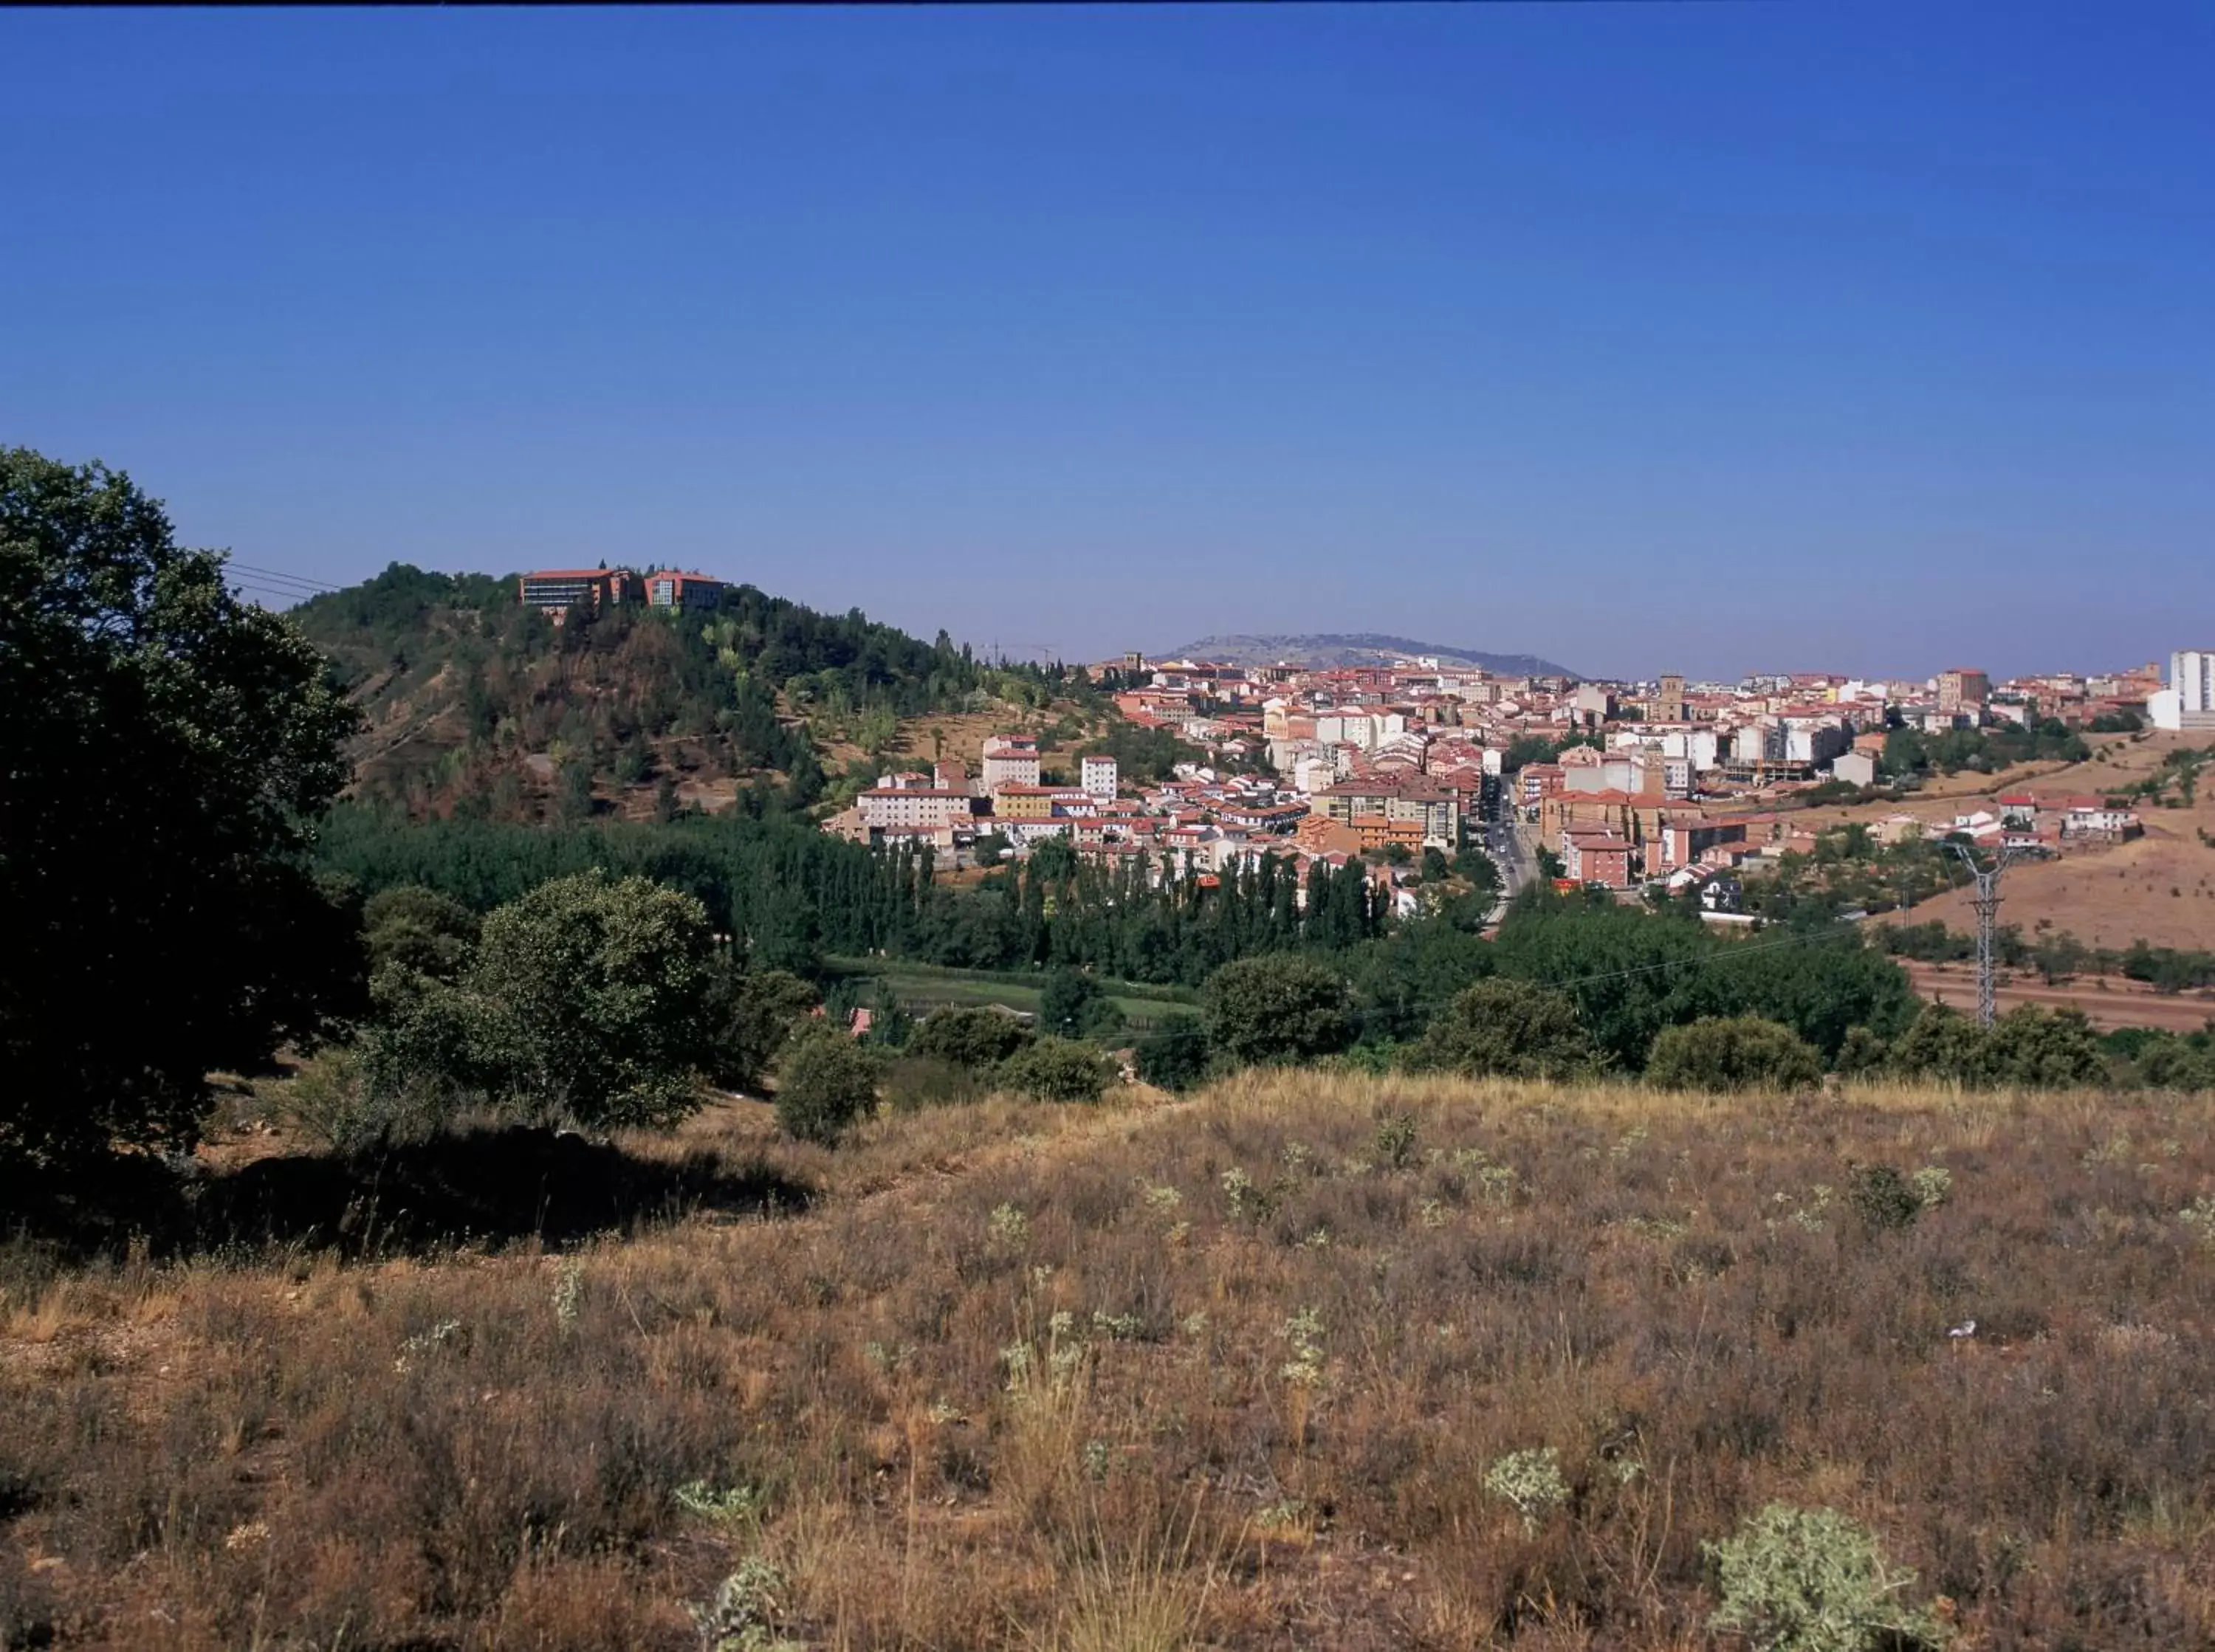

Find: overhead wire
<box><xmin>228</xmin><ymin>561</ymin><xmax>343</xmax><ymax>592</ymax></box>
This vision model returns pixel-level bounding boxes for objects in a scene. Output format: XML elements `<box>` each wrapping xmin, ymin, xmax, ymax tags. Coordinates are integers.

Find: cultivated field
<box><xmin>7</xmin><ymin>1075</ymin><xmax>2215</xmax><ymax>1650</ymax></box>
<box><xmin>1901</xmin><ymin>960</ymin><xmax>2215</xmax><ymax>1034</ymax></box>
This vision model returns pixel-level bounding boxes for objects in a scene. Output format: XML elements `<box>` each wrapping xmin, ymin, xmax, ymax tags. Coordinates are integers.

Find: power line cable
<box><xmin>228</xmin><ymin>560</ymin><xmax>343</xmax><ymax>592</ymax></box>
<box><xmin>229</xmin><ymin>577</ymin><xmax>330</xmax><ymax>602</ymax></box>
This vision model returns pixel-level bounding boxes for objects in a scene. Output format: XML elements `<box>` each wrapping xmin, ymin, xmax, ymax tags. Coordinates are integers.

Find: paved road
<box><xmin>1481</xmin><ymin>811</ymin><xmax>1534</xmax><ymax>925</ymax></box>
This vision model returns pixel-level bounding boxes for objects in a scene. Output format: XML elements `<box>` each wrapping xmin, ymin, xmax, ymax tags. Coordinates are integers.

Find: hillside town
<box><xmin>817</xmin><ymin>643</ymin><xmax>2215</xmax><ymax>917</ymax></box>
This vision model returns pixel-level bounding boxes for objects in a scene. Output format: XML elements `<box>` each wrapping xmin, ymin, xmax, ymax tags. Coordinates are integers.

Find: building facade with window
<box><xmin>519</xmin><ymin>567</ymin><xmax>631</xmax><ymax>619</ymax></box>
<box><xmin>645</xmin><ymin>571</ymin><xmax>726</xmax><ymax>610</ymax></box>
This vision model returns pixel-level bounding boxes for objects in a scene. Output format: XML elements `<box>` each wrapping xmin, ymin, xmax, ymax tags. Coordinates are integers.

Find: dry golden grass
<box><xmin>1797</xmin><ymin>731</ymin><xmax>2215</xmax><ymax>951</ymax></box>
<box><xmin>6</xmin><ymin>1073</ymin><xmax>2215</xmax><ymax>1649</ymax></box>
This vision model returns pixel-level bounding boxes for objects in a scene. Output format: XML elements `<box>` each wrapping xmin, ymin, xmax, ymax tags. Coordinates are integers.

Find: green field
<box><xmin>823</xmin><ymin>955</ymin><xmax>1197</xmax><ymax>1030</ymax></box>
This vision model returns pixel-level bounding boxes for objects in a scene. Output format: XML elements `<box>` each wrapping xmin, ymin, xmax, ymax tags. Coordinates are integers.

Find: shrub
<box><xmin>773</xmin><ymin>1025</ymin><xmax>881</xmax><ymax>1145</ymax></box>
<box><xmin>1646</xmin><ymin>1016</ymin><xmax>1822</xmax><ymax>1092</ymax></box>
<box><xmin>882</xmin><ymin>1053</ymin><xmax>983</xmax><ymax>1113</ymax></box>
<box><xmin>1834</xmin><ymin>1025</ymin><xmax>1889</xmax><ymax>1077</ymax></box>
<box><xmin>1133</xmin><ymin>1019</ymin><xmax>1212</xmax><ymax>1092</ymax></box>
<box><xmin>1373</xmin><ymin>1111</ymin><xmax>1420</xmax><ymax>1170</ymax></box>
<box><xmin>362</xmin><ymin>885</ymin><xmax>479</xmax><ymax>982</ymax></box>
<box><xmin>1983</xmin><ymin>1006</ymin><xmax>2108</xmax><ymax>1088</ymax></box>
<box><xmin>995</xmin><ymin>1036</ymin><xmax>1116</xmax><ymax>1104</ymax></box>
<box><xmin>278</xmin><ymin>1046</ymin><xmax>453</xmax><ymax>1154</ymax></box>
<box><xmin>1846</xmin><ymin>1164</ymin><xmax>1922</xmax><ymax>1232</ymax></box>
<box><xmin>1891</xmin><ymin>1004</ymin><xmax>2115</xmax><ymax>1090</ymax></box>
<box><xmin>1484</xmin><ymin>1446</ymin><xmax>1569</xmax><ymax>1532</ymax></box>
<box><xmin>910</xmin><ymin>1005</ymin><xmax>1033</xmax><ymax>1071</ymax></box>
<box><xmin>1706</xmin><ymin>1503</ymin><xmax>1948</xmax><ymax>1652</ymax></box>
<box><xmin>1202</xmin><ymin>955</ymin><xmax>1354</xmax><ymax>1067</ymax></box>
<box><xmin>1411</xmin><ymin>978</ymin><xmax>1598</xmax><ymax>1081</ymax></box>
<box><xmin>691</xmin><ymin>1556</ymin><xmax>803</xmax><ymax>1652</ymax></box>
<box><xmin>2138</xmin><ymin>1035</ymin><xmax>2215</xmax><ymax>1091</ymax></box>
<box><xmin>1889</xmin><ymin>1004</ymin><xmax>1989</xmax><ymax>1085</ymax></box>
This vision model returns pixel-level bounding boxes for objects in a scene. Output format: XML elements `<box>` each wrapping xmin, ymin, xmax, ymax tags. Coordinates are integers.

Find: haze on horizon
<box><xmin>3</xmin><ymin>4</ymin><xmax>2209</xmax><ymax>684</ymax></box>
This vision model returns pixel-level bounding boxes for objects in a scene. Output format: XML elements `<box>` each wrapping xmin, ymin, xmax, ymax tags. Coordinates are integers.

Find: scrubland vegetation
<box><xmin>8</xmin><ymin>1073</ymin><xmax>2215</xmax><ymax>1651</ymax></box>
<box><xmin>12</xmin><ymin>447</ymin><xmax>2215</xmax><ymax>1652</ymax></box>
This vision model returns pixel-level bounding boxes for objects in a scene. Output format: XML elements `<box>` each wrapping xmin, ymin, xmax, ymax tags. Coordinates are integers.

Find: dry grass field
<box><xmin>1906</xmin><ymin>826</ymin><xmax>2215</xmax><ymax>954</ymax></box>
<box><xmin>7</xmin><ymin>1074</ymin><xmax>2215</xmax><ymax>1651</ymax></box>
<box><xmin>1772</xmin><ymin>734</ymin><xmax>2215</xmax><ymax>953</ymax></box>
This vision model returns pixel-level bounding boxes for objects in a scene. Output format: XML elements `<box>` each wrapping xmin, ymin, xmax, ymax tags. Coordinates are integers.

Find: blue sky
<box><xmin>4</xmin><ymin>4</ymin><xmax>2210</xmax><ymax>681</ymax></box>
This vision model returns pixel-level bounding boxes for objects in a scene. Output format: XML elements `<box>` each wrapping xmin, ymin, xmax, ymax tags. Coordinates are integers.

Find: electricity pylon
<box><xmin>1946</xmin><ymin>842</ymin><xmax>2022</xmax><ymax>1028</ymax></box>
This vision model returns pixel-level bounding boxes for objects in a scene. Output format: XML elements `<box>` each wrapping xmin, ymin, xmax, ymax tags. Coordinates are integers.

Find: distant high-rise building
<box><xmin>1080</xmin><ymin>754</ymin><xmax>1119</xmax><ymax>802</ymax></box>
<box><xmin>2151</xmin><ymin>649</ymin><xmax>2215</xmax><ymax>732</ymax></box>
<box><xmin>1655</xmin><ymin>673</ymin><xmax>1686</xmax><ymax>723</ymax></box>
<box><xmin>2176</xmin><ymin>650</ymin><xmax>2214</xmax><ymax>715</ymax></box>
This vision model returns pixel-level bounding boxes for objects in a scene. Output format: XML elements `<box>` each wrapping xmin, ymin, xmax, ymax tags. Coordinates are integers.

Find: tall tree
<box><xmin>1</xmin><ymin>449</ymin><xmax>360</xmax><ymax>1160</ymax></box>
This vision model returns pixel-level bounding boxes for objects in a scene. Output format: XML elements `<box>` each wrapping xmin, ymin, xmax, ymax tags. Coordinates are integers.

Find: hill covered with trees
<box><xmin>289</xmin><ymin>564</ymin><xmax>1105</xmax><ymax>821</ymax></box>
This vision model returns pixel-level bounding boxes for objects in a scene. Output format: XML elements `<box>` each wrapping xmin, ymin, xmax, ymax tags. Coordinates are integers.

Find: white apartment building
<box><xmin>856</xmin><ymin>788</ymin><xmax>976</xmax><ymax>831</ymax></box>
<box><xmin>2151</xmin><ymin>650</ymin><xmax>2215</xmax><ymax>732</ymax></box>
<box><xmin>979</xmin><ymin>734</ymin><xmax>1041</xmax><ymax>794</ymax></box>
<box><xmin>1080</xmin><ymin>754</ymin><xmax>1119</xmax><ymax>802</ymax></box>
<box><xmin>1784</xmin><ymin>722</ymin><xmax>1850</xmax><ymax>766</ymax></box>
<box><xmin>1313</xmin><ymin>712</ymin><xmax>1406</xmax><ymax>751</ymax></box>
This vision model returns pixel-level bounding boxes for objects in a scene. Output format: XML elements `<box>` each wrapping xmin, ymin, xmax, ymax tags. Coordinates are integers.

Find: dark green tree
<box><xmin>1</xmin><ymin>449</ymin><xmax>361</xmax><ymax>1160</ymax></box>
<box><xmin>1203</xmin><ymin>954</ymin><xmax>1355</xmax><ymax>1067</ymax></box>
<box><xmin>910</xmin><ymin>1005</ymin><xmax>1033</xmax><ymax>1070</ymax></box>
<box><xmin>1039</xmin><ymin>967</ymin><xmax>1103</xmax><ymax>1038</ymax></box>
<box><xmin>363</xmin><ymin>885</ymin><xmax>479</xmax><ymax>983</ymax></box>
<box><xmin>1133</xmin><ymin>1019</ymin><xmax>1213</xmax><ymax>1091</ymax></box>
<box><xmin>1412</xmin><ymin>978</ymin><xmax>1598</xmax><ymax>1081</ymax></box>
<box><xmin>1452</xmin><ymin>845</ymin><xmax>1503</xmax><ymax>899</ymax></box>
<box><xmin>704</xmin><ymin>967</ymin><xmax>821</xmax><ymax>1092</ymax></box>
<box><xmin>460</xmin><ymin>871</ymin><xmax>718</xmax><ymax>1127</ymax></box>
<box><xmin>996</xmin><ymin>1036</ymin><xmax>1116</xmax><ymax>1103</ymax></box>
<box><xmin>1889</xmin><ymin>1003</ymin><xmax>1991</xmax><ymax>1084</ymax></box>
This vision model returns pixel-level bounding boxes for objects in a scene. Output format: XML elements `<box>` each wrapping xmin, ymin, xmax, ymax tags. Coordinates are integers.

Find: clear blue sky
<box><xmin>5</xmin><ymin>5</ymin><xmax>2210</xmax><ymax>682</ymax></box>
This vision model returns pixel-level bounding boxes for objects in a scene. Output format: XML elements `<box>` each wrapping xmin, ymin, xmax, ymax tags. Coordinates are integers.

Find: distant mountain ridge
<box><xmin>1161</xmin><ymin>633</ymin><xmax>1576</xmax><ymax>679</ymax></box>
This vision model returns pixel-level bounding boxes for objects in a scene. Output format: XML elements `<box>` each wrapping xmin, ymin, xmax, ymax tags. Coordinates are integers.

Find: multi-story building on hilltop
<box><xmin>519</xmin><ymin>566</ymin><xmax>631</xmax><ymax>621</ymax></box>
<box><xmin>645</xmin><ymin>570</ymin><xmax>726</xmax><ymax>610</ymax></box>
